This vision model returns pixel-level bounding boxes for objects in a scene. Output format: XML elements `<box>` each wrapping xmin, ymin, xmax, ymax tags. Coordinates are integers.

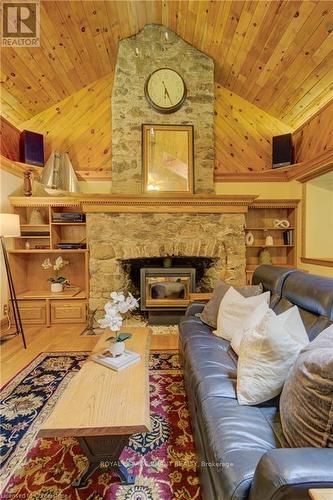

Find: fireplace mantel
<box><xmin>10</xmin><ymin>195</ymin><xmax>258</xmax><ymax>213</ymax></box>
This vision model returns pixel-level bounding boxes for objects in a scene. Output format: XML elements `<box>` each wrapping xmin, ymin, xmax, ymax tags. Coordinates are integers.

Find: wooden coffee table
<box><xmin>38</xmin><ymin>327</ymin><xmax>151</xmax><ymax>487</ymax></box>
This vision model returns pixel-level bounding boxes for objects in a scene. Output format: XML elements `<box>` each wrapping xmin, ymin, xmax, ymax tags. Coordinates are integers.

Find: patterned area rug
<box><xmin>81</xmin><ymin>319</ymin><xmax>179</xmax><ymax>337</ymax></box>
<box><xmin>0</xmin><ymin>352</ymin><xmax>200</xmax><ymax>499</ymax></box>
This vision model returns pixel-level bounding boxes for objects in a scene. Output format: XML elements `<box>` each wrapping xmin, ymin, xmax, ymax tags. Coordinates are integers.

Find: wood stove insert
<box><xmin>140</xmin><ymin>267</ymin><xmax>195</xmax><ymax>324</ymax></box>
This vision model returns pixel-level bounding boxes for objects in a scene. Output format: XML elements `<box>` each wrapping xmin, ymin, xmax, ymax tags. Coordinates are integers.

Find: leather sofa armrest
<box><xmin>185</xmin><ymin>303</ymin><xmax>206</xmax><ymax>316</ymax></box>
<box><xmin>250</xmin><ymin>448</ymin><xmax>333</xmax><ymax>500</ymax></box>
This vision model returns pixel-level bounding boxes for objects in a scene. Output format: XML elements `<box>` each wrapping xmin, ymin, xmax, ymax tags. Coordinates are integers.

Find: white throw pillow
<box><xmin>214</xmin><ymin>287</ymin><xmax>270</xmax><ymax>341</ymax></box>
<box><xmin>237</xmin><ymin>306</ymin><xmax>309</xmax><ymax>405</ymax></box>
<box><xmin>231</xmin><ymin>300</ymin><xmax>269</xmax><ymax>355</ymax></box>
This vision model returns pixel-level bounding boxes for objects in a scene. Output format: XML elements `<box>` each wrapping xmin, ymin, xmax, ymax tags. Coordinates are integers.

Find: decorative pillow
<box><xmin>237</xmin><ymin>306</ymin><xmax>309</xmax><ymax>405</ymax></box>
<box><xmin>280</xmin><ymin>325</ymin><xmax>333</xmax><ymax>448</ymax></box>
<box><xmin>214</xmin><ymin>287</ymin><xmax>270</xmax><ymax>341</ymax></box>
<box><xmin>231</xmin><ymin>300</ymin><xmax>269</xmax><ymax>355</ymax></box>
<box><xmin>199</xmin><ymin>280</ymin><xmax>263</xmax><ymax>329</ymax></box>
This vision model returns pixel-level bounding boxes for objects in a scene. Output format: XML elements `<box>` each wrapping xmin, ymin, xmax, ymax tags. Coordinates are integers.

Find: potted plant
<box><xmin>42</xmin><ymin>256</ymin><xmax>69</xmax><ymax>292</ymax></box>
<box><xmin>98</xmin><ymin>291</ymin><xmax>139</xmax><ymax>356</ymax></box>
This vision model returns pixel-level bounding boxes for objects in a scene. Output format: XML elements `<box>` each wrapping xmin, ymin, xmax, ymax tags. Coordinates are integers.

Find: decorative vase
<box><xmin>258</xmin><ymin>248</ymin><xmax>272</xmax><ymax>265</ymax></box>
<box><xmin>265</xmin><ymin>234</ymin><xmax>274</xmax><ymax>246</ymax></box>
<box><xmin>245</xmin><ymin>232</ymin><xmax>254</xmax><ymax>246</ymax></box>
<box><xmin>51</xmin><ymin>283</ymin><xmax>63</xmax><ymax>293</ymax></box>
<box><xmin>108</xmin><ymin>340</ymin><xmax>125</xmax><ymax>357</ymax></box>
<box><xmin>29</xmin><ymin>208</ymin><xmax>44</xmax><ymax>225</ymax></box>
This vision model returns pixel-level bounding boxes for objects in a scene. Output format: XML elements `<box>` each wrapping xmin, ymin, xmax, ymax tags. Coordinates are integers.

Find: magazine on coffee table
<box><xmin>92</xmin><ymin>350</ymin><xmax>141</xmax><ymax>371</ymax></box>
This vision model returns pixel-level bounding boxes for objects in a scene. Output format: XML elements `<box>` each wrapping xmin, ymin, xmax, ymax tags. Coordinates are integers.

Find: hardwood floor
<box><xmin>0</xmin><ymin>324</ymin><xmax>179</xmax><ymax>386</ymax></box>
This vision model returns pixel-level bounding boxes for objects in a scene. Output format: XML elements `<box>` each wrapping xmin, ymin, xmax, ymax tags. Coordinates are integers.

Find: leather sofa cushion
<box><xmin>273</xmin><ymin>298</ymin><xmax>332</xmax><ymax>340</ymax></box>
<box><xmin>198</xmin><ymin>396</ymin><xmax>284</xmax><ymax>500</ymax></box>
<box><xmin>186</xmin><ymin>345</ymin><xmax>238</xmax><ymax>400</ymax></box>
<box><xmin>252</xmin><ymin>265</ymin><xmax>296</xmax><ymax>295</ymax></box>
<box><xmin>179</xmin><ymin>315</ymin><xmax>230</xmax><ymax>351</ymax></box>
<box><xmin>282</xmin><ymin>270</ymin><xmax>333</xmax><ymax>320</ymax></box>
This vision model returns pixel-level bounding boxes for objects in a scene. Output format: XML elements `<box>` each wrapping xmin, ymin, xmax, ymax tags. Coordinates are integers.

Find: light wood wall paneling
<box><xmin>1</xmin><ymin>1</ymin><xmax>333</xmax><ymax>128</ymax></box>
<box><xmin>293</xmin><ymin>101</ymin><xmax>333</xmax><ymax>163</ymax></box>
<box><xmin>214</xmin><ymin>85</ymin><xmax>291</xmax><ymax>174</ymax></box>
<box><xmin>20</xmin><ymin>74</ymin><xmax>114</xmax><ymax>175</ymax></box>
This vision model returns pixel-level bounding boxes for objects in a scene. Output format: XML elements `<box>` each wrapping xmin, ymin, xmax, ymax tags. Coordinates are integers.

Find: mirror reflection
<box><xmin>142</xmin><ymin>125</ymin><xmax>194</xmax><ymax>193</ymax></box>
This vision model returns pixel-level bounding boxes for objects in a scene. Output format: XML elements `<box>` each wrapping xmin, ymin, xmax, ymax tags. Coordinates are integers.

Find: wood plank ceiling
<box><xmin>1</xmin><ymin>0</ymin><xmax>333</xmax><ymax>129</ymax></box>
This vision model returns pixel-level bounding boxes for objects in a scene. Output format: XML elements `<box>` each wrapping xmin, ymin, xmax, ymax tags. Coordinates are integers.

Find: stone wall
<box><xmin>112</xmin><ymin>24</ymin><xmax>215</xmax><ymax>194</ymax></box>
<box><xmin>88</xmin><ymin>212</ymin><xmax>246</xmax><ymax>311</ymax></box>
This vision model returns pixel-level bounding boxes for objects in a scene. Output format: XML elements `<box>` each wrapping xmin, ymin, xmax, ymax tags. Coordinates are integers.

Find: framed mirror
<box><xmin>142</xmin><ymin>124</ymin><xmax>194</xmax><ymax>194</ymax></box>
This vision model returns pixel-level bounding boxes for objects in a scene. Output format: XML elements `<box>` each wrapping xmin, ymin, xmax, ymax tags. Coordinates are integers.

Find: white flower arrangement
<box><xmin>98</xmin><ymin>291</ymin><xmax>139</xmax><ymax>342</ymax></box>
<box><xmin>42</xmin><ymin>256</ymin><xmax>69</xmax><ymax>284</ymax></box>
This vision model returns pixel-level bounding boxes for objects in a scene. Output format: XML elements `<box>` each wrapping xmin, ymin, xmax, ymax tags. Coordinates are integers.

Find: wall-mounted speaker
<box><xmin>272</xmin><ymin>133</ymin><xmax>293</xmax><ymax>169</ymax></box>
<box><xmin>19</xmin><ymin>130</ymin><xmax>44</xmax><ymax>166</ymax></box>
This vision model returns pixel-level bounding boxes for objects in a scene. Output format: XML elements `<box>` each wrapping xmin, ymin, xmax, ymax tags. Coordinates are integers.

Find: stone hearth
<box><xmin>87</xmin><ymin>212</ymin><xmax>246</xmax><ymax>312</ymax></box>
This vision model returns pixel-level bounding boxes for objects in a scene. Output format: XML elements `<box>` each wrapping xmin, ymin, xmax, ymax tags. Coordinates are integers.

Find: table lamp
<box><xmin>0</xmin><ymin>214</ymin><xmax>27</xmax><ymax>348</ymax></box>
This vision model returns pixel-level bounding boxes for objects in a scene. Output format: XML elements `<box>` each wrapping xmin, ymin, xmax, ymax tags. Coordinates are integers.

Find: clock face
<box><xmin>145</xmin><ymin>68</ymin><xmax>186</xmax><ymax>113</ymax></box>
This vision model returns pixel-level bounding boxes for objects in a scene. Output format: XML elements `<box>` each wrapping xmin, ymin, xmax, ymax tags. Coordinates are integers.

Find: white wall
<box><xmin>0</xmin><ymin>170</ymin><xmax>22</xmax><ymax>320</ymax></box>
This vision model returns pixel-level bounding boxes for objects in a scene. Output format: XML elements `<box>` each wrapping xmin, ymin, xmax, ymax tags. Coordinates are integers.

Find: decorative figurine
<box><xmin>259</xmin><ymin>248</ymin><xmax>272</xmax><ymax>265</ymax></box>
<box><xmin>246</xmin><ymin>232</ymin><xmax>255</xmax><ymax>246</ymax></box>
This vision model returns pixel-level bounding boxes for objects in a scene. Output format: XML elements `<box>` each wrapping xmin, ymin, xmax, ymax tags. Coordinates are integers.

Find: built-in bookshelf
<box><xmin>244</xmin><ymin>199</ymin><xmax>300</xmax><ymax>284</ymax></box>
<box><xmin>8</xmin><ymin>199</ymin><xmax>88</xmax><ymax>326</ymax></box>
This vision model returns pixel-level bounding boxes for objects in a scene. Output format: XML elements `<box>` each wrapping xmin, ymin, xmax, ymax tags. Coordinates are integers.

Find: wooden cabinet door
<box><xmin>16</xmin><ymin>300</ymin><xmax>46</xmax><ymax>324</ymax></box>
<box><xmin>50</xmin><ymin>300</ymin><xmax>87</xmax><ymax>324</ymax></box>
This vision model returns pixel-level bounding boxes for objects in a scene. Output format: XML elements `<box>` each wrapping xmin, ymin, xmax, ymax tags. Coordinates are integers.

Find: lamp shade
<box><xmin>0</xmin><ymin>214</ymin><xmax>21</xmax><ymax>237</ymax></box>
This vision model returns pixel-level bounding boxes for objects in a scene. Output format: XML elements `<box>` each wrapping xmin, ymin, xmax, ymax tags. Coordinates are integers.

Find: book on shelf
<box><xmin>92</xmin><ymin>349</ymin><xmax>141</xmax><ymax>371</ymax></box>
<box><xmin>283</xmin><ymin>230</ymin><xmax>293</xmax><ymax>245</ymax></box>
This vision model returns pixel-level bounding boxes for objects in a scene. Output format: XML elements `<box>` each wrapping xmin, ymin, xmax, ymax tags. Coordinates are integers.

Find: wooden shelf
<box><xmin>245</xmin><ymin>227</ymin><xmax>295</xmax><ymax>230</ymax></box>
<box><xmin>9</xmin><ymin>249</ymin><xmax>88</xmax><ymax>254</ymax></box>
<box><xmin>246</xmin><ymin>264</ymin><xmax>295</xmax><ymax>271</ymax></box>
<box><xmin>16</xmin><ymin>236</ymin><xmax>50</xmax><ymax>239</ymax></box>
<box><xmin>0</xmin><ymin>154</ymin><xmax>43</xmax><ymax>177</ymax></box>
<box><xmin>246</xmin><ymin>245</ymin><xmax>294</xmax><ymax>248</ymax></box>
<box><xmin>16</xmin><ymin>289</ymin><xmax>86</xmax><ymax>300</ymax></box>
<box><xmin>51</xmin><ymin>222</ymin><xmax>86</xmax><ymax>226</ymax></box>
<box><xmin>245</xmin><ymin>201</ymin><xmax>298</xmax><ymax>282</ymax></box>
<box><xmin>21</xmin><ymin>224</ymin><xmax>50</xmax><ymax>228</ymax></box>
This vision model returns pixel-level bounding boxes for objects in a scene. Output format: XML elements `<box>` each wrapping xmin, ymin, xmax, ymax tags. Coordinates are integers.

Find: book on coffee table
<box><xmin>92</xmin><ymin>350</ymin><xmax>141</xmax><ymax>371</ymax></box>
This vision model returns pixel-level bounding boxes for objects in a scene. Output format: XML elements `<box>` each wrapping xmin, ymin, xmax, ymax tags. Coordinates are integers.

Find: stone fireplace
<box><xmin>85</xmin><ymin>24</ymin><xmax>250</xmax><ymax>316</ymax></box>
<box><xmin>87</xmin><ymin>210</ymin><xmax>247</xmax><ymax>313</ymax></box>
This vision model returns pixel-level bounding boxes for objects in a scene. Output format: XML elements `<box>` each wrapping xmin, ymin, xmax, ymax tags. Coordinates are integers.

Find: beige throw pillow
<box><xmin>231</xmin><ymin>300</ymin><xmax>269</xmax><ymax>355</ymax></box>
<box><xmin>280</xmin><ymin>325</ymin><xmax>333</xmax><ymax>448</ymax></box>
<box><xmin>199</xmin><ymin>280</ymin><xmax>263</xmax><ymax>329</ymax></box>
<box><xmin>237</xmin><ymin>306</ymin><xmax>309</xmax><ymax>405</ymax></box>
<box><xmin>214</xmin><ymin>287</ymin><xmax>270</xmax><ymax>341</ymax></box>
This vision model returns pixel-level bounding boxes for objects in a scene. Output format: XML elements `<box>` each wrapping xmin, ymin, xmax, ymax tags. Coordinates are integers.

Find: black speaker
<box><xmin>272</xmin><ymin>133</ymin><xmax>293</xmax><ymax>168</ymax></box>
<box><xmin>19</xmin><ymin>130</ymin><xmax>44</xmax><ymax>166</ymax></box>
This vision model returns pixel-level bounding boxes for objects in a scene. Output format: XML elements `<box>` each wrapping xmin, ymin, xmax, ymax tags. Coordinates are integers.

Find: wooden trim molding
<box><xmin>251</xmin><ymin>199</ymin><xmax>300</xmax><ymax>209</ymax></box>
<box><xmin>10</xmin><ymin>194</ymin><xmax>259</xmax><ymax>213</ymax></box>
<box><xmin>0</xmin><ymin>155</ymin><xmax>42</xmax><ymax>177</ymax></box>
<box><xmin>287</xmin><ymin>149</ymin><xmax>333</xmax><ymax>182</ymax></box>
<box><xmin>1</xmin><ymin>155</ymin><xmax>112</xmax><ymax>181</ymax></box>
<box><xmin>215</xmin><ymin>170</ymin><xmax>289</xmax><ymax>182</ymax></box>
<box><xmin>301</xmin><ymin>257</ymin><xmax>333</xmax><ymax>268</ymax></box>
<box><xmin>215</xmin><ymin>149</ymin><xmax>333</xmax><ymax>183</ymax></box>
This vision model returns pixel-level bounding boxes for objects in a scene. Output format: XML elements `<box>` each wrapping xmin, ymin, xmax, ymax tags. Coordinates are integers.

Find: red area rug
<box><xmin>1</xmin><ymin>352</ymin><xmax>201</xmax><ymax>499</ymax></box>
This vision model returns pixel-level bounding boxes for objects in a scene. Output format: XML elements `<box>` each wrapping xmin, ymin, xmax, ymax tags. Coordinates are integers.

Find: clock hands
<box><xmin>162</xmin><ymin>80</ymin><xmax>173</xmax><ymax>105</ymax></box>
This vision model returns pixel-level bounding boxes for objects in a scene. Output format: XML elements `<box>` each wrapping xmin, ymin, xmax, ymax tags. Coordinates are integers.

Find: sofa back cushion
<box><xmin>280</xmin><ymin>325</ymin><xmax>333</xmax><ymax>448</ymax></box>
<box><xmin>282</xmin><ymin>271</ymin><xmax>333</xmax><ymax>320</ymax></box>
<box><xmin>199</xmin><ymin>280</ymin><xmax>263</xmax><ymax>329</ymax></box>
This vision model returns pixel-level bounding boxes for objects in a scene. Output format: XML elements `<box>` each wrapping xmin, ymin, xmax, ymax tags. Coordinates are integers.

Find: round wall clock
<box><xmin>145</xmin><ymin>68</ymin><xmax>187</xmax><ymax>114</ymax></box>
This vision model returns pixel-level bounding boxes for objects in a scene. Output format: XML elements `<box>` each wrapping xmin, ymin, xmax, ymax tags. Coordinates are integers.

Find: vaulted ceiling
<box><xmin>1</xmin><ymin>0</ymin><xmax>333</xmax><ymax>128</ymax></box>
